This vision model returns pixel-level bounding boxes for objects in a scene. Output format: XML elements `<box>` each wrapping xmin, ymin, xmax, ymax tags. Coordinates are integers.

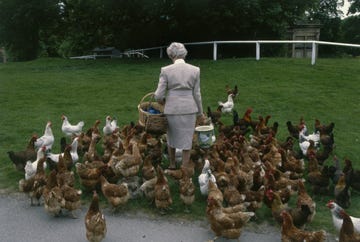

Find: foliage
<box><xmin>1</xmin><ymin>0</ymin><xmax>355</xmax><ymax>59</ymax></box>
<box><xmin>0</xmin><ymin>0</ymin><xmax>60</xmax><ymax>61</ymax></box>
<box><xmin>340</xmin><ymin>15</ymin><xmax>360</xmax><ymax>56</ymax></box>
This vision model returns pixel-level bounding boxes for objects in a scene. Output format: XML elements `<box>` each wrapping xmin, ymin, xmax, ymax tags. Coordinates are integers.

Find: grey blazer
<box><xmin>154</xmin><ymin>59</ymin><xmax>203</xmax><ymax>115</ymax></box>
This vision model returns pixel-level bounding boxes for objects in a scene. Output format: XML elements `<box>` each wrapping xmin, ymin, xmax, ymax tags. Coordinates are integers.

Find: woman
<box><xmin>154</xmin><ymin>42</ymin><xmax>204</xmax><ymax>170</ymax></box>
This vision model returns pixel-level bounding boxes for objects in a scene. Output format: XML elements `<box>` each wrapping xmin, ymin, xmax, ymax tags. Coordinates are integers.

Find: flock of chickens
<box><xmin>6</xmin><ymin>85</ymin><xmax>360</xmax><ymax>242</ymax></box>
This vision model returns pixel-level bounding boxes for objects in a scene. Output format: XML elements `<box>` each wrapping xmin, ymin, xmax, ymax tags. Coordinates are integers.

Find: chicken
<box><xmin>296</xmin><ymin>180</ymin><xmax>316</xmax><ymax>224</ymax></box>
<box><xmin>61</xmin><ymin>115</ymin><xmax>84</xmax><ymax>136</ymax></box>
<box><xmin>315</xmin><ymin>119</ymin><xmax>335</xmax><ymax>135</ymax></box>
<box><xmin>218</xmin><ymin>93</ymin><xmax>235</xmax><ymax>113</ymax></box>
<box><xmin>286</xmin><ymin>120</ymin><xmax>302</xmax><ymax>139</ymax></box>
<box><xmin>7</xmin><ymin>135</ymin><xmax>37</xmax><ymax>172</ymax></box>
<box><xmin>334</xmin><ymin>173</ymin><xmax>351</xmax><ymax>209</ymax></box>
<box><xmin>343</xmin><ymin>158</ymin><xmax>360</xmax><ymax>192</ymax></box>
<box><xmin>85</xmin><ymin>191</ymin><xmax>107</xmax><ymax>242</ymax></box>
<box><xmin>139</xmin><ymin>177</ymin><xmax>158</xmax><ymax>201</ymax></box>
<box><xmin>281</xmin><ymin>210</ymin><xmax>326</xmax><ymax>242</ymax></box>
<box><xmin>179</xmin><ymin>175</ymin><xmax>195</xmax><ymax>212</ymax></box>
<box><xmin>61</xmin><ymin>184</ymin><xmax>82</xmax><ymax>218</ymax></box>
<box><xmin>141</xmin><ymin>155</ymin><xmax>156</xmax><ymax>182</ymax></box>
<box><xmin>299</xmin><ymin>125</ymin><xmax>320</xmax><ymax>156</ymax></box>
<box><xmin>19</xmin><ymin>154</ymin><xmax>47</xmax><ymax>206</ymax></box>
<box><xmin>34</xmin><ymin>121</ymin><xmax>54</xmax><ymax>151</ymax></box>
<box><xmin>46</xmin><ymin>137</ymin><xmax>79</xmax><ymax>165</ymax></box>
<box><xmin>339</xmin><ymin>209</ymin><xmax>360</xmax><ymax>242</ymax></box>
<box><xmin>154</xmin><ymin>166</ymin><xmax>172</xmax><ymax>214</ymax></box>
<box><xmin>240</xmin><ymin>185</ymin><xmax>265</xmax><ymax>212</ymax></box>
<box><xmin>55</xmin><ymin>151</ymin><xmax>75</xmax><ymax>187</ymax></box>
<box><xmin>76</xmin><ymin>162</ymin><xmax>106</xmax><ymax>191</ymax></box>
<box><xmin>327</xmin><ymin>200</ymin><xmax>360</xmax><ymax>233</ymax></box>
<box><xmin>102</xmin><ymin>115</ymin><xmax>118</xmax><ymax>136</ymax></box>
<box><xmin>206</xmin><ymin>196</ymin><xmax>255</xmax><ymax>240</ymax></box>
<box><xmin>24</xmin><ymin>146</ymin><xmax>47</xmax><ymax>180</ymax></box>
<box><xmin>43</xmin><ymin>170</ymin><xmax>65</xmax><ymax>216</ymax></box>
<box><xmin>100</xmin><ymin>175</ymin><xmax>130</xmax><ymax>211</ymax></box>
<box><xmin>198</xmin><ymin>159</ymin><xmax>216</xmax><ymax>196</ymax></box>
<box><xmin>328</xmin><ymin>155</ymin><xmax>343</xmax><ymax>185</ymax></box>
<box><xmin>109</xmin><ymin>142</ymin><xmax>142</xmax><ymax>178</ymax></box>
<box><xmin>83</xmin><ymin>131</ymin><xmax>102</xmax><ymax>162</ymax></box>
<box><xmin>207</xmin><ymin>179</ymin><xmax>223</xmax><ymax>204</ymax></box>
<box><xmin>207</xmin><ymin>106</ymin><xmax>222</xmax><ymax>125</ymax></box>
<box><xmin>225</xmin><ymin>84</ymin><xmax>238</xmax><ymax>96</ymax></box>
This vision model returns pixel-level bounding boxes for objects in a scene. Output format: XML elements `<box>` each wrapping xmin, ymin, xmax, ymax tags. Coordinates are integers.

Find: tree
<box><xmin>348</xmin><ymin>0</ymin><xmax>360</xmax><ymax>14</ymax></box>
<box><xmin>0</xmin><ymin>0</ymin><xmax>60</xmax><ymax>61</ymax></box>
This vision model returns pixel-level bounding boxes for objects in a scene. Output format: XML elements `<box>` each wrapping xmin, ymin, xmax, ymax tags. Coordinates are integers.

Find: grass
<box><xmin>1</xmin><ymin>57</ymin><xmax>360</xmax><ymax>234</ymax></box>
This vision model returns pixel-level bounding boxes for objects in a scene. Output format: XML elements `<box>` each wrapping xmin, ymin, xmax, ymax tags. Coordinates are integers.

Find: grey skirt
<box><xmin>166</xmin><ymin>113</ymin><xmax>196</xmax><ymax>150</ymax></box>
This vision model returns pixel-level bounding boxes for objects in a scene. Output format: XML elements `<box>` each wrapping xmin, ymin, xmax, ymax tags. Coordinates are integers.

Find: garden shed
<box><xmin>289</xmin><ymin>22</ymin><xmax>321</xmax><ymax>58</ymax></box>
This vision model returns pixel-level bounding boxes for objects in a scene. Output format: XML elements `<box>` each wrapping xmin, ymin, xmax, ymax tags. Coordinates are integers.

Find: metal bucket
<box><xmin>195</xmin><ymin>125</ymin><xmax>214</xmax><ymax>148</ymax></box>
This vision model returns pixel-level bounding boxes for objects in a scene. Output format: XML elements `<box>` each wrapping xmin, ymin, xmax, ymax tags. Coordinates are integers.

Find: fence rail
<box><xmin>128</xmin><ymin>40</ymin><xmax>360</xmax><ymax>65</ymax></box>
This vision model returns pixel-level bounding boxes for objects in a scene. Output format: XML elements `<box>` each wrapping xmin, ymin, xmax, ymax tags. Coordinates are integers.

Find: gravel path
<box><xmin>0</xmin><ymin>192</ymin><xmax>337</xmax><ymax>242</ymax></box>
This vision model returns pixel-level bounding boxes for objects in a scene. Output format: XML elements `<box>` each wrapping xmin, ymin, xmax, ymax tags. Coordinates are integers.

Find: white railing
<box><xmin>128</xmin><ymin>40</ymin><xmax>360</xmax><ymax>65</ymax></box>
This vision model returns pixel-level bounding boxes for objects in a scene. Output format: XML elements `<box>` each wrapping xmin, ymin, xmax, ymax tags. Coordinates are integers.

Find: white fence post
<box><xmin>311</xmin><ymin>41</ymin><xmax>317</xmax><ymax>65</ymax></box>
<box><xmin>256</xmin><ymin>42</ymin><xmax>260</xmax><ymax>61</ymax></box>
<box><xmin>213</xmin><ymin>42</ymin><xmax>217</xmax><ymax>61</ymax></box>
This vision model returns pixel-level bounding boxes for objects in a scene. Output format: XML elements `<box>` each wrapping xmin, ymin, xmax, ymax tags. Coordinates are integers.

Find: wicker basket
<box><xmin>138</xmin><ymin>92</ymin><xmax>168</xmax><ymax>134</ymax></box>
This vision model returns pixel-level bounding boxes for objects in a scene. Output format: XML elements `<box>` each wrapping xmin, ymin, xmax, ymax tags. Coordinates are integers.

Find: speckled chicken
<box><xmin>85</xmin><ymin>191</ymin><xmax>107</xmax><ymax>242</ymax></box>
<box><xmin>281</xmin><ymin>210</ymin><xmax>326</xmax><ymax>242</ymax></box>
<box><xmin>154</xmin><ymin>166</ymin><xmax>172</xmax><ymax>214</ymax></box>
<box><xmin>43</xmin><ymin>170</ymin><xmax>65</xmax><ymax>217</ymax></box>
<box><xmin>206</xmin><ymin>196</ymin><xmax>255</xmax><ymax>241</ymax></box>
<box><xmin>100</xmin><ymin>175</ymin><xmax>130</xmax><ymax>211</ymax></box>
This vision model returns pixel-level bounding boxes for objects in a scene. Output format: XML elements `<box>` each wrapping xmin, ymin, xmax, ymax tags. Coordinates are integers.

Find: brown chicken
<box><xmin>100</xmin><ymin>175</ymin><xmax>130</xmax><ymax>211</ymax></box>
<box><xmin>206</xmin><ymin>196</ymin><xmax>255</xmax><ymax>240</ymax></box>
<box><xmin>179</xmin><ymin>175</ymin><xmax>196</xmax><ymax>212</ymax></box>
<box><xmin>334</xmin><ymin>173</ymin><xmax>351</xmax><ymax>209</ymax></box>
<box><xmin>269</xmin><ymin>191</ymin><xmax>313</xmax><ymax>228</ymax></box>
<box><xmin>109</xmin><ymin>142</ymin><xmax>142</xmax><ymax>178</ymax></box>
<box><xmin>85</xmin><ymin>191</ymin><xmax>107</xmax><ymax>242</ymax></box>
<box><xmin>240</xmin><ymin>185</ymin><xmax>265</xmax><ymax>212</ymax></box>
<box><xmin>141</xmin><ymin>154</ymin><xmax>156</xmax><ymax>181</ymax></box>
<box><xmin>43</xmin><ymin>170</ymin><xmax>65</xmax><ymax>217</ymax></box>
<box><xmin>207</xmin><ymin>106</ymin><xmax>222</xmax><ymax>125</ymax></box>
<box><xmin>296</xmin><ymin>180</ymin><xmax>316</xmax><ymax>224</ymax></box>
<box><xmin>61</xmin><ymin>184</ymin><xmax>82</xmax><ymax>218</ymax></box>
<box><xmin>343</xmin><ymin>158</ymin><xmax>360</xmax><ymax>192</ymax></box>
<box><xmin>207</xmin><ymin>179</ymin><xmax>224</xmax><ymax>204</ymax></box>
<box><xmin>7</xmin><ymin>135</ymin><xmax>37</xmax><ymax>172</ymax></box>
<box><xmin>56</xmin><ymin>152</ymin><xmax>75</xmax><ymax>187</ymax></box>
<box><xmin>83</xmin><ymin>131</ymin><xmax>102</xmax><ymax>162</ymax></box>
<box><xmin>154</xmin><ymin>166</ymin><xmax>172</xmax><ymax>214</ymax></box>
<box><xmin>339</xmin><ymin>209</ymin><xmax>360</xmax><ymax>242</ymax></box>
<box><xmin>76</xmin><ymin>162</ymin><xmax>106</xmax><ymax>191</ymax></box>
<box><xmin>31</xmin><ymin>154</ymin><xmax>48</xmax><ymax>205</ymax></box>
<box><xmin>281</xmin><ymin>210</ymin><xmax>326</xmax><ymax>242</ymax></box>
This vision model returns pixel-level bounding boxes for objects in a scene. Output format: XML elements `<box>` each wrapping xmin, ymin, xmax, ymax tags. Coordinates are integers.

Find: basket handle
<box><xmin>140</xmin><ymin>92</ymin><xmax>156</xmax><ymax>104</ymax></box>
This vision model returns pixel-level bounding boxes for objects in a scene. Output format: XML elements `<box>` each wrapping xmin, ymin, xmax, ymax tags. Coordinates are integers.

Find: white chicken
<box><xmin>61</xmin><ymin>115</ymin><xmax>84</xmax><ymax>136</ymax></box>
<box><xmin>46</xmin><ymin>137</ymin><xmax>79</xmax><ymax>163</ymax></box>
<box><xmin>198</xmin><ymin>159</ymin><xmax>216</xmax><ymax>195</ymax></box>
<box><xmin>34</xmin><ymin>121</ymin><xmax>54</xmax><ymax>151</ymax></box>
<box><xmin>218</xmin><ymin>93</ymin><xmax>235</xmax><ymax>113</ymax></box>
<box><xmin>327</xmin><ymin>200</ymin><xmax>360</xmax><ymax>233</ymax></box>
<box><xmin>24</xmin><ymin>146</ymin><xmax>47</xmax><ymax>180</ymax></box>
<box><xmin>298</xmin><ymin>125</ymin><xmax>320</xmax><ymax>156</ymax></box>
<box><xmin>102</xmin><ymin>115</ymin><xmax>118</xmax><ymax>135</ymax></box>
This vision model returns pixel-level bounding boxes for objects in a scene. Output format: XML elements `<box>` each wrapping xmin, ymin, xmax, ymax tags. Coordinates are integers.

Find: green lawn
<box><xmin>1</xmin><ymin>57</ymin><xmax>360</xmax><ymax>234</ymax></box>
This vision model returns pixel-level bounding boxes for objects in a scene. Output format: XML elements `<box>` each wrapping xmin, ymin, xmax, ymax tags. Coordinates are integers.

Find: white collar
<box><xmin>174</xmin><ymin>59</ymin><xmax>185</xmax><ymax>64</ymax></box>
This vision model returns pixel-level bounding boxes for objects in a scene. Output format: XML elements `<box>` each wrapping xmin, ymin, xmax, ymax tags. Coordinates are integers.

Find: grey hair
<box><xmin>166</xmin><ymin>42</ymin><xmax>188</xmax><ymax>60</ymax></box>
